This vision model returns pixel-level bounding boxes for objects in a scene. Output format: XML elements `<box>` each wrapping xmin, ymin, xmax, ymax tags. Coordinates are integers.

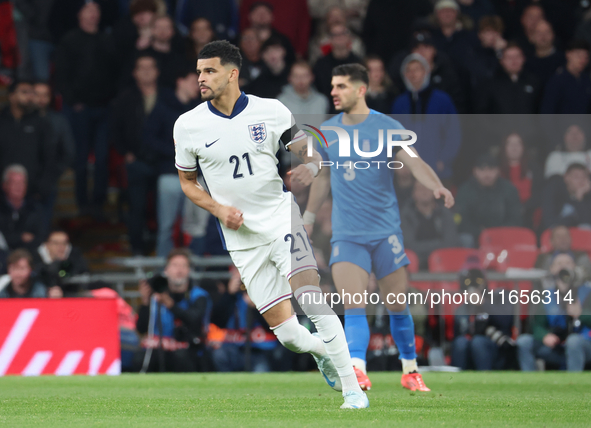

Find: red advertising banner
<box><xmin>0</xmin><ymin>298</ymin><xmax>120</xmax><ymax>376</ymax></box>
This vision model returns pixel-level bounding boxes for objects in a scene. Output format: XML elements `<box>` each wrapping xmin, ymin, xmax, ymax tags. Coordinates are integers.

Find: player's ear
<box><xmin>357</xmin><ymin>83</ymin><xmax>367</xmax><ymax>98</ymax></box>
<box><xmin>228</xmin><ymin>68</ymin><xmax>240</xmax><ymax>83</ymax></box>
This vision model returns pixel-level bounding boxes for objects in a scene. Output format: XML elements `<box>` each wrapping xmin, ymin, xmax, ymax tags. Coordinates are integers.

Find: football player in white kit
<box><xmin>174</xmin><ymin>41</ymin><xmax>368</xmax><ymax>409</ymax></box>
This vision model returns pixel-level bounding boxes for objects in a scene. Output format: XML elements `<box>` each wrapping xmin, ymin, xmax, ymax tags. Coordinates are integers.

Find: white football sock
<box><xmin>271</xmin><ymin>315</ymin><xmax>325</xmax><ymax>357</ymax></box>
<box><xmin>295</xmin><ymin>286</ymin><xmax>362</xmax><ymax>394</ymax></box>
<box><xmin>351</xmin><ymin>357</ymin><xmax>367</xmax><ymax>374</ymax></box>
<box><xmin>401</xmin><ymin>358</ymin><xmax>418</xmax><ymax>374</ymax></box>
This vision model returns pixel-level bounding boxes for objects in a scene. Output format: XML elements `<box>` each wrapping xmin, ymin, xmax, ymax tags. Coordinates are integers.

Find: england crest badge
<box><xmin>248</xmin><ymin>123</ymin><xmax>267</xmax><ymax>144</ymax></box>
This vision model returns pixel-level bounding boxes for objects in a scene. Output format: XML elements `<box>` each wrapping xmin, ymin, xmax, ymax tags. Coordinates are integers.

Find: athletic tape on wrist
<box><xmin>302</xmin><ymin>210</ymin><xmax>316</xmax><ymax>225</ymax></box>
<box><xmin>305</xmin><ymin>162</ymin><xmax>319</xmax><ymax>177</ymax></box>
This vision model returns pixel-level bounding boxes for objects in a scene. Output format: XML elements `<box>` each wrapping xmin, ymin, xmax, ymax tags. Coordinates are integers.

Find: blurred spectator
<box><xmin>535</xmin><ymin>226</ymin><xmax>591</xmax><ymax>280</ymax></box>
<box><xmin>135</xmin><ymin>249</ymin><xmax>211</xmax><ymax>372</ymax></box>
<box><xmin>49</xmin><ymin>0</ymin><xmax>118</xmax><ymax>43</ymax></box>
<box><xmin>400</xmin><ymin>182</ymin><xmax>459</xmax><ymax>270</ymax></box>
<box><xmin>175</xmin><ymin>0</ymin><xmax>238</xmax><ymax>40</ymax></box>
<box><xmin>544</xmin><ymin>125</ymin><xmax>591</xmax><ymax>178</ymax></box>
<box><xmin>277</xmin><ymin>61</ymin><xmax>329</xmax><ymax>115</ymax></box>
<box><xmin>33</xmin><ymin>82</ymin><xmax>75</xmax><ymax>230</ymax></box>
<box><xmin>239</xmin><ymin>0</ymin><xmax>310</xmax><ymax>59</ymax></box>
<box><xmin>391</xmin><ymin>53</ymin><xmax>461</xmax><ymax>180</ymax></box>
<box><xmin>389</xmin><ymin>31</ymin><xmax>464</xmax><ymax>113</ymax></box>
<box><xmin>524</xmin><ymin>20</ymin><xmax>565</xmax><ymax>87</ymax></box>
<box><xmin>243</xmin><ymin>2</ymin><xmax>295</xmax><ymax>66</ymax></box>
<box><xmin>182</xmin><ymin>186</ymin><xmax>211</xmax><ymax>257</ymax></box>
<box><xmin>308</xmin><ymin>6</ymin><xmax>365</xmax><ymax>65</ymax></box>
<box><xmin>364</xmin><ymin>55</ymin><xmax>397</xmax><ymax>114</ymax></box>
<box><xmin>156</xmin><ymin>68</ymin><xmax>200</xmax><ymax>257</ymax></box>
<box><xmin>0</xmin><ymin>249</ymin><xmax>61</xmax><ymax>298</ymax></box>
<box><xmin>542</xmin><ymin>163</ymin><xmax>591</xmax><ymax>229</ymax></box>
<box><xmin>475</xmin><ymin>43</ymin><xmax>541</xmax><ymax>114</ymax></box>
<box><xmin>540</xmin><ymin>40</ymin><xmax>591</xmax><ymax>114</ymax></box>
<box><xmin>456</xmin><ymin>153</ymin><xmax>522</xmax><ymax>247</ymax></box>
<box><xmin>308</xmin><ymin>0</ymin><xmax>369</xmax><ymax>34</ymax></box>
<box><xmin>456</xmin><ymin>0</ymin><xmax>495</xmax><ymax>25</ymax></box>
<box><xmin>34</xmin><ymin>229</ymin><xmax>89</xmax><ymax>296</ymax></box>
<box><xmin>313</xmin><ymin>24</ymin><xmax>363</xmax><ymax>110</ymax></box>
<box><xmin>111</xmin><ymin>54</ymin><xmax>176</xmax><ymax>255</ymax></box>
<box><xmin>0</xmin><ymin>165</ymin><xmax>44</xmax><ymax>251</ymax></box>
<box><xmin>209</xmin><ymin>267</ymin><xmax>281</xmax><ymax>372</ymax></box>
<box><xmin>0</xmin><ymin>80</ymin><xmax>56</xmax><ymax>204</ymax></box>
<box><xmin>465</xmin><ymin>16</ymin><xmax>506</xmax><ymax>98</ymax></box>
<box><xmin>515</xmin><ymin>3</ymin><xmax>545</xmax><ymax>58</ymax></box>
<box><xmin>185</xmin><ymin>18</ymin><xmax>216</xmax><ymax>65</ymax></box>
<box><xmin>17</xmin><ymin>0</ymin><xmax>55</xmax><ymax>81</ymax></box>
<box><xmin>452</xmin><ymin>268</ymin><xmax>515</xmax><ymax>370</ymax></box>
<box><xmin>394</xmin><ymin>166</ymin><xmax>415</xmax><ymax>210</ymax></box>
<box><xmin>430</xmin><ymin>0</ymin><xmax>479</xmax><ymax>73</ymax></box>
<box><xmin>363</xmin><ymin>0</ymin><xmax>432</xmax><ymax>63</ymax></box>
<box><xmin>238</xmin><ymin>27</ymin><xmax>263</xmax><ymax>87</ymax></box>
<box><xmin>55</xmin><ymin>2</ymin><xmax>117</xmax><ymax>217</ymax></box>
<box><xmin>498</xmin><ymin>133</ymin><xmax>543</xmax><ymax>228</ymax></box>
<box><xmin>247</xmin><ymin>38</ymin><xmax>290</xmax><ymax>98</ymax></box>
<box><xmin>517</xmin><ymin>252</ymin><xmax>591</xmax><ymax>371</ymax></box>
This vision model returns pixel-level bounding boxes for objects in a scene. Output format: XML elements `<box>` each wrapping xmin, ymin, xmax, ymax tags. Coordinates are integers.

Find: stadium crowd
<box><xmin>1</xmin><ymin>0</ymin><xmax>591</xmax><ymax>372</ymax></box>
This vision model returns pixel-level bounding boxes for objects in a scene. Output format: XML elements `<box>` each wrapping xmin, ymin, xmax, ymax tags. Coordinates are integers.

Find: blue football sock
<box><xmin>344</xmin><ymin>308</ymin><xmax>370</xmax><ymax>362</ymax></box>
<box><xmin>388</xmin><ymin>306</ymin><xmax>417</xmax><ymax>360</ymax></box>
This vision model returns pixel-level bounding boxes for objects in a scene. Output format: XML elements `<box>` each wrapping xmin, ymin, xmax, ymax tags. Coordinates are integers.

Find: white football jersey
<box><xmin>174</xmin><ymin>93</ymin><xmax>303</xmax><ymax>251</ymax></box>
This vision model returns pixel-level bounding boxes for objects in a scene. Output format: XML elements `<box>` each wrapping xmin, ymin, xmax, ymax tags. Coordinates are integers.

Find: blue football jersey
<box><xmin>317</xmin><ymin>110</ymin><xmax>406</xmax><ymax>243</ymax></box>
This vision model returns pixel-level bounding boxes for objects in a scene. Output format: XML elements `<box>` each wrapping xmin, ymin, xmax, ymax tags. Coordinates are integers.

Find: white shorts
<box><xmin>230</xmin><ymin>225</ymin><xmax>318</xmax><ymax>313</ymax></box>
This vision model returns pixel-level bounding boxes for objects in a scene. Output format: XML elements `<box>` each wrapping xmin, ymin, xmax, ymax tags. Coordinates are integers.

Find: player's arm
<box><xmin>284</xmin><ymin>129</ymin><xmax>324</xmax><ymax>186</ymax></box>
<box><xmin>178</xmin><ymin>170</ymin><xmax>243</xmax><ymax>231</ymax></box>
<box><xmin>396</xmin><ymin>147</ymin><xmax>455</xmax><ymax>208</ymax></box>
<box><xmin>303</xmin><ymin>163</ymin><xmax>331</xmax><ymax>235</ymax></box>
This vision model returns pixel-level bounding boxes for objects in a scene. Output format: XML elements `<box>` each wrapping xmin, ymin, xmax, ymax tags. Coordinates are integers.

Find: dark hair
<box><xmin>566</xmin><ymin>39</ymin><xmax>590</xmax><ymax>52</ymax></box>
<box><xmin>47</xmin><ymin>228</ymin><xmax>69</xmax><ymax>240</ymax></box>
<box><xmin>166</xmin><ymin>248</ymin><xmax>192</xmax><ymax>265</ymax></box>
<box><xmin>198</xmin><ymin>40</ymin><xmax>242</xmax><ymax>70</ymax></box>
<box><xmin>479</xmin><ymin>15</ymin><xmax>504</xmax><ymax>34</ymax></box>
<box><xmin>249</xmin><ymin>1</ymin><xmax>273</xmax><ymax>12</ymax></box>
<box><xmin>129</xmin><ymin>0</ymin><xmax>157</xmax><ymax>16</ymax></box>
<box><xmin>134</xmin><ymin>53</ymin><xmax>158</xmax><ymax>68</ymax></box>
<box><xmin>8</xmin><ymin>79</ymin><xmax>34</xmax><ymax>94</ymax></box>
<box><xmin>499</xmin><ymin>133</ymin><xmax>530</xmax><ymax>180</ymax></box>
<box><xmin>332</xmin><ymin>63</ymin><xmax>369</xmax><ymax>86</ymax></box>
<box><xmin>503</xmin><ymin>42</ymin><xmax>523</xmax><ymax>55</ymax></box>
<box><xmin>7</xmin><ymin>249</ymin><xmax>33</xmax><ymax>268</ymax></box>
<box><xmin>565</xmin><ymin>163</ymin><xmax>589</xmax><ymax>174</ymax></box>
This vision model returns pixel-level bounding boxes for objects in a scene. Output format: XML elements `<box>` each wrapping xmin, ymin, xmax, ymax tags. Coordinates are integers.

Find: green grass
<box><xmin>0</xmin><ymin>372</ymin><xmax>589</xmax><ymax>427</ymax></box>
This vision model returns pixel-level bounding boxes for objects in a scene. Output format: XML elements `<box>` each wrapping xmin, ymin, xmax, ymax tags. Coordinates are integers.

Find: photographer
<box><xmin>34</xmin><ymin>229</ymin><xmax>89</xmax><ymax>296</ymax></box>
<box><xmin>452</xmin><ymin>268</ymin><xmax>516</xmax><ymax>370</ymax></box>
<box><xmin>134</xmin><ymin>249</ymin><xmax>211</xmax><ymax>372</ymax></box>
<box><xmin>517</xmin><ymin>252</ymin><xmax>591</xmax><ymax>371</ymax></box>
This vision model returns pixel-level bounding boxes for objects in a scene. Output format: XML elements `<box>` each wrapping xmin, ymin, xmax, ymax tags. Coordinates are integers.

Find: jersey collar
<box><xmin>207</xmin><ymin>92</ymin><xmax>249</xmax><ymax>119</ymax></box>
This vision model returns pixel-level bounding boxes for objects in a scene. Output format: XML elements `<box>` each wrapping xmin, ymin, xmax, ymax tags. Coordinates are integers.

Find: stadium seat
<box><xmin>540</xmin><ymin>227</ymin><xmax>591</xmax><ymax>254</ymax></box>
<box><xmin>405</xmin><ymin>249</ymin><xmax>419</xmax><ymax>273</ymax></box>
<box><xmin>479</xmin><ymin>227</ymin><xmax>537</xmax><ymax>251</ymax></box>
<box><xmin>428</xmin><ymin>248</ymin><xmax>478</xmax><ymax>273</ymax></box>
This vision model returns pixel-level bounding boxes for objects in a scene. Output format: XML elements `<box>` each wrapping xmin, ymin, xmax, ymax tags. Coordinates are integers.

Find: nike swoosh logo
<box><xmin>395</xmin><ymin>254</ymin><xmax>407</xmax><ymax>264</ymax></box>
<box><xmin>295</xmin><ymin>255</ymin><xmax>308</xmax><ymax>261</ymax></box>
<box><xmin>205</xmin><ymin>138</ymin><xmax>220</xmax><ymax>148</ymax></box>
<box><xmin>321</xmin><ymin>370</ymin><xmax>336</xmax><ymax>388</ymax></box>
<box><xmin>323</xmin><ymin>335</ymin><xmax>337</xmax><ymax>344</ymax></box>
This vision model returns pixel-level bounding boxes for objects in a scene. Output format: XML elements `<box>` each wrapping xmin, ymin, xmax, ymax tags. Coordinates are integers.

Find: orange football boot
<box><xmin>354</xmin><ymin>366</ymin><xmax>372</xmax><ymax>391</ymax></box>
<box><xmin>401</xmin><ymin>372</ymin><xmax>430</xmax><ymax>392</ymax></box>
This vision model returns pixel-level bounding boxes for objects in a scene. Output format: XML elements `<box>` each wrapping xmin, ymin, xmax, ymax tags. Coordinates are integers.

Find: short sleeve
<box><xmin>174</xmin><ymin>118</ymin><xmax>197</xmax><ymax>171</ymax></box>
<box><xmin>275</xmin><ymin>100</ymin><xmax>294</xmax><ymax>135</ymax></box>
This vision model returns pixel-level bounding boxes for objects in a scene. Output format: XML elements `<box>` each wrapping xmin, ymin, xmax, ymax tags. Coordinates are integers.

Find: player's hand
<box><xmin>48</xmin><ymin>286</ymin><xmax>63</xmax><ymax>299</ymax></box>
<box><xmin>434</xmin><ymin>187</ymin><xmax>454</xmax><ymax>208</ymax></box>
<box><xmin>543</xmin><ymin>333</ymin><xmax>561</xmax><ymax>348</ymax></box>
<box><xmin>216</xmin><ymin>205</ymin><xmax>243</xmax><ymax>230</ymax></box>
<box><xmin>288</xmin><ymin>164</ymin><xmax>315</xmax><ymax>186</ymax></box>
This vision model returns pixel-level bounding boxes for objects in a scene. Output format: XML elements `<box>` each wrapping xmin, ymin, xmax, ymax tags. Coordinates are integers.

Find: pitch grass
<box><xmin>0</xmin><ymin>372</ymin><xmax>590</xmax><ymax>428</ymax></box>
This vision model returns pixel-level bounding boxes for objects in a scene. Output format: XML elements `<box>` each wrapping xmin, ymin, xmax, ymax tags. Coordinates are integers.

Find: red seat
<box><xmin>540</xmin><ymin>227</ymin><xmax>591</xmax><ymax>254</ymax></box>
<box><xmin>405</xmin><ymin>249</ymin><xmax>419</xmax><ymax>273</ymax></box>
<box><xmin>428</xmin><ymin>248</ymin><xmax>479</xmax><ymax>272</ymax></box>
<box><xmin>479</xmin><ymin>227</ymin><xmax>537</xmax><ymax>251</ymax></box>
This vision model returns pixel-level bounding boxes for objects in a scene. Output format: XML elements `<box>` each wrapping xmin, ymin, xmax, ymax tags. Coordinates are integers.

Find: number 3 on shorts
<box><xmin>388</xmin><ymin>235</ymin><xmax>402</xmax><ymax>254</ymax></box>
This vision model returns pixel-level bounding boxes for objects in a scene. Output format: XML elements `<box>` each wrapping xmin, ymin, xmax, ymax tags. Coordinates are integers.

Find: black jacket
<box><xmin>0</xmin><ymin>197</ymin><xmax>44</xmax><ymax>251</ymax></box>
<box><xmin>542</xmin><ymin>176</ymin><xmax>591</xmax><ymax>229</ymax></box>
<box><xmin>0</xmin><ymin>108</ymin><xmax>57</xmax><ymax>199</ymax></box>
<box><xmin>476</xmin><ymin>68</ymin><xmax>541</xmax><ymax>114</ymax></box>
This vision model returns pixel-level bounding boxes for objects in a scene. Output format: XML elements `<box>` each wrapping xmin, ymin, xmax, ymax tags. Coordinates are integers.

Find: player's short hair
<box><xmin>332</xmin><ymin>63</ymin><xmax>369</xmax><ymax>86</ymax></box>
<box><xmin>198</xmin><ymin>40</ymin><xmax>242</xmax><ymax>70</ymax></box>
<box><xmin>7</xmin><ymin>249</ymin><xmax>33</xmax><ymax>268</ymax></box>
<box><xmin>566</xmin><ymin>39</ymin><xmax>590</xmax><ymax>53</ymax></box>
<box><xmin>166</xmin><ymin>248</ymin><xmax>192</xmax><ymax>265</ymax></box>
<box><xmin>2</xmin><ymin>164</ymin><xmax>28</xmax><ymax>183</ymax></box>
<box><xmin>565</xmin><ymin>162</ymin><xmax>589</xmax><ymax>175</ymax></box>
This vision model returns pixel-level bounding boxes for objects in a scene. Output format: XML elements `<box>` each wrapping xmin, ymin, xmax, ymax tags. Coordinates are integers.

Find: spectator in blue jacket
<box><xmin>541</xmin><ymin>40</ymin><xmax>591</xmax><ymax>114</ymax></box>
<box><xmin>391</xmin><ymin>53</ymin><xmax>461</xmax><ymax>180</ymax></box>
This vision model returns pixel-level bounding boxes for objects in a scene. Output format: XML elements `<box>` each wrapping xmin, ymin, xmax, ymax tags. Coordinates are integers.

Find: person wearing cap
<box><xmin>452</xmin><ymin>266</ymin><xmax>515</xmax><ymax>370</ymax></box>
<box><xmin>541</xmin><ymin>40</ymin><xmax>591</xmax><ymax>115</ymax></box>
<box><xmin>388</xmin><ymin>31</ymin><xmax>465</xmax><ymax>113</ymax></box>
<box><xmin>391</xmin><ymin>53</ymin><xmax>461</xmax><ymax>180</ymax></box>
<box><xmin>455</xmin><ymin>153</ymin><xmax>522</xmax><ymax>247</ymax></box>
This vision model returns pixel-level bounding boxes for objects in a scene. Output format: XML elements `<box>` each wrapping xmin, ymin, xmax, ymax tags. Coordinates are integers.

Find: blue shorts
<box><xmin>329</xmin><ymin>233</ymin><xmax>409</xmax><ymax>280</ymax></box>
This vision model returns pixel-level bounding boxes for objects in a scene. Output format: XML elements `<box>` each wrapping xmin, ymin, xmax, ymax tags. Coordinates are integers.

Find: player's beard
<box><xmin>201</xmin><ymin>79</ymin><xmax>229</xmax><ymax>101</ymax></box>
